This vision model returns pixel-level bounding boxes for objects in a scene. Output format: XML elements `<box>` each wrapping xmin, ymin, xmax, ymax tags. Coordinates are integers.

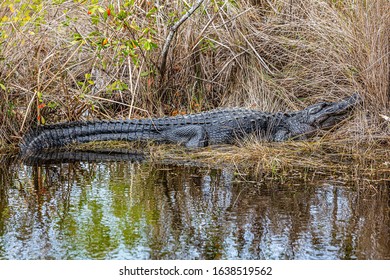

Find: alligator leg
<box><xmin>273</xmin><ymin>129</ymin><xmax>310</xmax><ymax>141</ymax></box>
<box><xmin>272</xmin><ymin>130</ymin><xmax>290</xmax><ymax>141</ymax></box>
<box><xmin>162</xmin><ymin>125</ymin><xmax>208</xmax><ymax>148</ymax></box>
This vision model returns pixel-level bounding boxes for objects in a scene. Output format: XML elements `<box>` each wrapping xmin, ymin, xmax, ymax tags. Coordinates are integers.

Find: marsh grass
<box><xmin>71</xmin><ymin>136</ymin><xmax>390</xmax><ymax>185</ymax></box>
<box><xmin>168</xmin><ymin>140</ymin><xmax>390</xmax><ymax>190</ymax></box>
<box><xmin>0</xmin><ymin>0</ymin><xmax>389</xmax><ymax>156</ymax></box>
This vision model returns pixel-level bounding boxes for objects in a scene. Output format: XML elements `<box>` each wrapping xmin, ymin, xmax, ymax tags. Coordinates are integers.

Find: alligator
<box><xmin>20</xmin><ymin>93</ymin><xmax>360</xmax><ymax>155</ymax></box>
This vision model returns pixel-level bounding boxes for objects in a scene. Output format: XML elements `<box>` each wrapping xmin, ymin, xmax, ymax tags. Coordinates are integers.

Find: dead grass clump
<box><xmin>170</xmin><ymin>139</ymin><xmax>390</xmax><ymax>177</ymax></box>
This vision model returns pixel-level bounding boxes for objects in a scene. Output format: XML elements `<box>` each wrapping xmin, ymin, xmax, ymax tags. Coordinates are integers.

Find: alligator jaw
<box><xmin>283</xmin><ymin>93</ymin><xmax>361</xmax><ymax>139</ymax></box>
<box><xmin>311</xmin><ymin>93</ymin><xmax>361</xmax><ymax>129</ymax></box>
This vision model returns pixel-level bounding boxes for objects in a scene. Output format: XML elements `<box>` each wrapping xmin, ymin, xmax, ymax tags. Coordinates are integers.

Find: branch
<box><xmin>159</xmin><ymin>0</ymin><xmax>204</xmax><ymax>79</ymax></box>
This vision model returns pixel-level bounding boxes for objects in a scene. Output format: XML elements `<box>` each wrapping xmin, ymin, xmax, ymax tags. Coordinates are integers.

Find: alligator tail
<box><xmin>20</xmin><ymin>119</ymin><xmax>159</xmax><ymax>155</ymax></box>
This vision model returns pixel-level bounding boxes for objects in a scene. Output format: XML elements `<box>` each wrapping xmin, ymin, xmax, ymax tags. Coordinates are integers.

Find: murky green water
<box><xmin>0</xmin><ymin>153</ymin><xmax>389</xmax><ymax>260</ymax></box>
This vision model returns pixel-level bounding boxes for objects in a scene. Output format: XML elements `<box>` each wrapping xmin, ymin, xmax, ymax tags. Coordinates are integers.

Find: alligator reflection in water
<box><xmin>0</xmin><ymin>154</ymin><xmax>389</xmax><ymax>259</ymax></box>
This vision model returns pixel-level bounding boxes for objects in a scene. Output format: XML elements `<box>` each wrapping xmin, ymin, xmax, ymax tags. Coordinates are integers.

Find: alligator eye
<box><xmin>308</xmin><ymin>105</ymin><xmax>323</xmax><ymax>114</ymax></box>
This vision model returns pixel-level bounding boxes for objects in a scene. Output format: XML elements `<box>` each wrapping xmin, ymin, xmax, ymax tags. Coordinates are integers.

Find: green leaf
<box><xmin>47</xmin><ymin>101</ymin><xmax>58</xmax><ymax>109</ymax></box>
<box><xmin>91</xmin><ymin>15</ymin><xmax>99</xmax><ymax>25</ymax></box>
<box><xmin>117</xmin><ymin>10</ymin><xmax>127</xmax><ymax>20</ymax></box>
<box><xmin>37</xmin><ymin>91</ymin><xmax>43</xmax><ymax>102</ymax></box>
<box><xmin>146</xmin><ymin>7</ymin><xmax>158</xmax><ymax>18</ymax></box>
<box><xmin>141</xmin><ymin>39</ymin><xmax>157</xmax><ymax>51</ymax></box>
<box><xmin>72</xmin><ymin>32</ymin><xmax>83</xmax><ymax>42</ymax></box>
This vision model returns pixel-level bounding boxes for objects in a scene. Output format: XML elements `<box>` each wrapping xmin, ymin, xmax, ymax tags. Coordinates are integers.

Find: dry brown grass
<box><xmin>146</xmin><ymin>138</ymin><xmax>390</xmax><ymax>185</ymax></box>
<box><xmin>56</xmin><ymin>135</ymin><xmax>390</xmax><ymax>181</ymax></box>
<box><xmin>0</xmin><ymin>0</ymin><xmax>389</xmax><ymax>151</ymax></box>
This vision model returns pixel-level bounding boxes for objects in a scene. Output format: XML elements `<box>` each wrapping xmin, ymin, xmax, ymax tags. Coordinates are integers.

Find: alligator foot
<box><xmin>162</xmin><ymin>125</ymin><xmax>208</xmax><ymax>148</ymax></box>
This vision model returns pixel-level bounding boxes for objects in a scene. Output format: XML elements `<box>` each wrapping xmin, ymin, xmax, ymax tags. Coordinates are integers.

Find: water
<box><xmin>0</xmin><ymin>153</ymin><xmax>389</xmax><ymax>260</ymax></box>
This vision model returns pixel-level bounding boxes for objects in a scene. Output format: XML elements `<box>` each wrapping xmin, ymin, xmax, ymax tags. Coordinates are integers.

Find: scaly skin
<box><xmin>20</xmin><ymin>93</ymin><xmax>360</xmax><ymax>155</ymax></box>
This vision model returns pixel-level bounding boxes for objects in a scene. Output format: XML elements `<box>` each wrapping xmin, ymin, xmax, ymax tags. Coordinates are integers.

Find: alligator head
<box><xmin>273</xmin><ymin>93</ymin><xmax>361</xmax><ymax>141</ymax></box>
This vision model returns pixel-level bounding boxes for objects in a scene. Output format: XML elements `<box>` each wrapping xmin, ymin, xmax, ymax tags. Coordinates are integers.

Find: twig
<box><xmin>83</xmin><ymin>94</ymin><xmax>151</xmax><ymax>116</ymax></box>
<box><xmin>127</xmin><ymin>57</ymin><xmax>144</xmax><ymax>119</ymax></box>
<box><xmin>238</xmin><ymin>29</ymin><xmax>275</xmax><ymax>75</ymax></box>
<box><xmin>19</xmin><ymin>90</ymin><xmax>37</xmax><ymax>133</ymax></box>
<box><xmin>159</xmin><ymin>0</ymin><xmax>204</xmax><ymax>80</ymax></box>
<box><xmin>379</xmin><ymin>114</ymin><xmax>390</xmax><ymax>122</ymax></box>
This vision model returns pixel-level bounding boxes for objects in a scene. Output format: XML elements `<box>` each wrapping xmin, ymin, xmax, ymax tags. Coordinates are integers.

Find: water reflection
<box><xmin>0</xmin><ymin>155</ymin><xmax>389</xmax><ymax>259</ymax></box>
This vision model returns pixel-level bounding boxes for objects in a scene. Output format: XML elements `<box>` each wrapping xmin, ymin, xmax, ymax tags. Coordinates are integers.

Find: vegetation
<box><xmin>0</xmin><ymin>0</ymin><xmax>389</xmax><ymax>154</ymax></box>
